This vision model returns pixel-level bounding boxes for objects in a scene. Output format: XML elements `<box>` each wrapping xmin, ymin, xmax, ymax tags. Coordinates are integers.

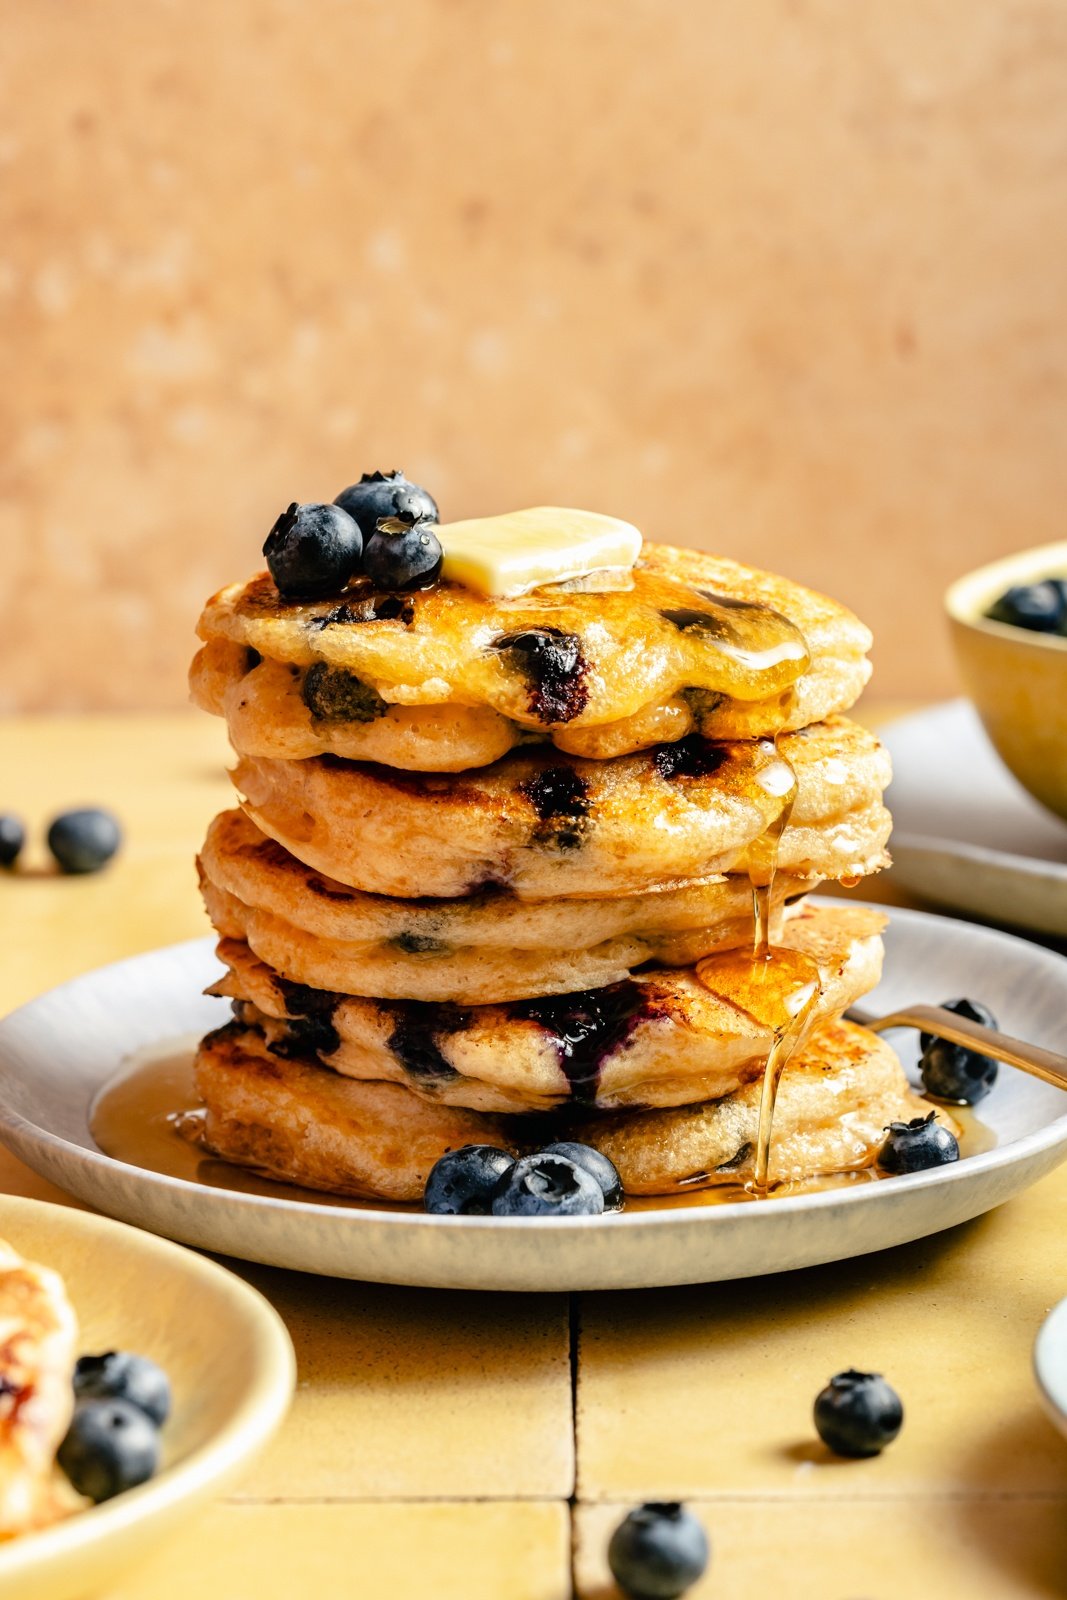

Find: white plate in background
<box><xmin>883</xmin><ymin>700</ymin><xmax>1067</xmax><ymax>936</ymax></box>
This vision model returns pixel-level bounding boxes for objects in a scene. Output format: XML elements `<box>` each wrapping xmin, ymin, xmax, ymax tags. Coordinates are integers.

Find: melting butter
<box><xmin>437</xmin><ymin>507</ymin><xmax>642</xmax><ymax>598</ymax></box>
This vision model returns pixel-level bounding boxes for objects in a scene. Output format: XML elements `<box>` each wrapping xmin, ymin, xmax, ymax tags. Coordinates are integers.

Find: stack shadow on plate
<box><xmin>188</xmin><ymin>530</ymin><xmax>932</xmax><ymax>1204</ymax></box>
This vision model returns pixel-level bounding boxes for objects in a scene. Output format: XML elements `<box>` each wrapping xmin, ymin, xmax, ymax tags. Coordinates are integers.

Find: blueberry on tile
<box><xmin>607</xmin><ymin>1502</ymin><xmax>710</xmax><ymax>1599</ymax></box>
<box><xmin>424</xmin><ymin>1145</ymin><xmax>515</xmax><ymax>1215</ymax></box>
<box><xmin>878</xmin><ymin>1111</ymin><xmax>960</xmax><ymax>1174</ymax></box>
<box><xmin>333</xmin><ymin>470</ymin><xmax>439</xmax><ymax>540</ymax></box>
<box><xmin>263</xmin><ymin>502</ymin><xmax>363</xmax><ymax>599</ymax></box>
<box><xmin>73</xmin><ymin>1351</ymin><xmax>172</xmax><ymax>1426</ymax></box>
<box><xmin>0</xmin><ymin>814</ymin><xmax>25</xmax><ymax>868</ymax></box>
<box><xmin>57</xmin><ymin>1399</ymin><xmax>161</xmax><ymax>1502</ymax></box>
<box><xmin>813</xmin><ymin>1369</ymin><xmax>903</xmax><ymax>1458</ymax></box>
<box><xmin>490</xmin><ymin>1153</ymin><xmax>604</xmax><ymax>1217</ymax></box>
<box><xmin>47</xmin><ymin>808</ymin><xmax>122</xmax><ymax>874</ymax></box>
<box><xmin>542</xmin><ymin>1142</ymin><xmax>622</xmax><ymax>1210</ymax></box>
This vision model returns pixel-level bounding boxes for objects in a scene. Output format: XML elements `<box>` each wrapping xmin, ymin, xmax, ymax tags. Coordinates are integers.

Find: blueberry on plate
<box><xmin>490</xmin><ymin>1152</ymin><xmax>604</xmax><ymax>1217</ymax></box>
<box><xmin>362</xmin><ymin>513</ymin><xmax>443</xmax><ymax>591</ymax></box>
<box><xmin>263</xmin><ymin>501</ymin><xmax>363</xmax><ymax>599</ymax></box>
<box><xmin>0</xmin><ymin>814</ymin><xmax>25</xmax><ymax>868</ymax></box>
<box><xmin>878</xmin><ymin>1111</ymin><xmax>960</xmax><ymax>1174</ymax></box>
<box><xmin>919</xmin><ymin>996</ymin><xmax>998</xmax><ymax>1053</ymax></box>
<box><xmin>424</xmin><ymin>1145</ymin><xmax>515</xmax><ymax>1215</ymax></box>
<box><xmin>542</xmin><ymin>1141</ymin><xmax>623</xmax><ymax>1210</ymax></box>
<box><xmin>47</xmin><ymin>808</ymin><xmax>122</xmax><ymax>874</ymax></box>
<box><xmin>333</xmin><ymin>470</ymin><xmax>439</xmax><ymax>541</ymax></box>
<box><xmin>74</xmin><ymin>1351</ymin><xmax>172</xmax><ymax>1427</ymax></box>
<box><xmin>920</xmin><ymin>1039</ymin><xmax>998</xmax><ymax>1105</ymax></box>
<box><xmin>986</xmin><ymin>580</ymin><xmax>1067</xmax><ymax>635</ymax></box>
<box><xmin>813</xmin><ymin>1369</ymin><xmax>904</xmax><ymax>1458</ymax></box>
<box><xmin>607</xmin><ymin>1502</ymin><xmax>710</xmax><ymax>1599</ymax></box>
<box><xmin>57</xmin><ymin>1398</ymin><xmax>161</xmax><ymax>1502</ymax></box>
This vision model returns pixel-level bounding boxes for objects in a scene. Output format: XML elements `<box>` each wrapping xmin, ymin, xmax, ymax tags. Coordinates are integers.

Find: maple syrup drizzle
<box><xmin>695</xmin><ymin>735</ymin><xmax>822</xmax><ymax>1195</ymax></box>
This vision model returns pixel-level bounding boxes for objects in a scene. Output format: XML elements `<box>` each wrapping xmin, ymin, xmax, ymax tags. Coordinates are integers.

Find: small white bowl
<box><xmin>0</xmin><ymin>1195</ymin><xmax>294</xmax><ymax>1600</ymax></box>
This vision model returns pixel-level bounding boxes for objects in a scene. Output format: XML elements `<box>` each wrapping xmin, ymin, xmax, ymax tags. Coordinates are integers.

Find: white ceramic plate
<box><xmin>1034</xmin><ymin>1296</ymin><xmax>1067</xmax><ymax>1444</ymax></box>
<box><xmin>883</xmin><ymin>700</ymin><xmax>1067</xmax><ymax>935</ymax></box>
<box><xmin>0</xmin><ymin>1196</ymin><xmax>293</xmax><ymax>1600</ymax></box>
<box><xmin>0</xmin><ymin>904</ymin><xmax>1065</xmax><ymax>1293</ymax></box>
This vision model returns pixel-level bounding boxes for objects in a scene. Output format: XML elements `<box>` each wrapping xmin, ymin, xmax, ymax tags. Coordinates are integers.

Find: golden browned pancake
<box><xmin>198</xmin><ymin>809</ymin><xmax>814</xmax><ymax>1003</ymax></box>
<box><xmin>208</xmin><ymin>902</ymin><xmax>886</xmax><ymax>1113</ymax></box>
<box><xmin>0</xmin><ymin>1240</ymin><xmax>80</xmax><ymax>1539</ymax></box>
<box><xmin>195</xmin><ymin>542</ymin><xmax>872</xmax><ymax>746</ymax></box>
<box><xmin>190</xmin><ymin>623</ymin><xmax>870</xmax><ymax>770</ymax></box>
<box><xmin>193</xmin><ymin>1017</ymin><xmax>945</xmax><ymax>1201</ymax></box>
<box><xmin>232</xmin><ymin>717</ymin><xmax>891</xmax><ymax>899</ymax></box>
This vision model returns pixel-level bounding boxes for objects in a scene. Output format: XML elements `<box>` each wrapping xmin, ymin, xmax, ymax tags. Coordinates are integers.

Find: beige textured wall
<box><xmin>2</xmin><ymin>0</ymin><xmax>1066</xmax><ymax>710</ymax></box>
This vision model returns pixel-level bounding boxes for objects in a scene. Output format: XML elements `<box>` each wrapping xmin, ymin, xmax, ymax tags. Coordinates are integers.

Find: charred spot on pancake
<box><xmin>508</xmin><ymin>981</ymin><xmax>658</xmax><ymax>1104</ymax></box>
<box><xmin>306</xmin><ymin>875</ymin><xmax>357</xmax><ymax>903</ymax></box>
<box><xmin>660</xmin><ymin>606</ymin><xmax>734</xmax><ymax>641</ymax></box>
<box><xmin>243</xmin><ymin>647</ymin><xmax>262</xmax><ymax>673</ymax></box>
<box><xmin>308</xmin><ymin>594</ymin><xmax>415</xmax><ymax>628</ymax></box>
<box><xmin>387</xmin><ymin>1002</ymin><xmax>466</xmax><ymax>1084</ymax></box>
<box><xmin>302</xmin><ymin>662</ymin><xmax>388</xmax><ymax>723</ymax></box>
<box><xmin>653</xmin><ymin>735</ymin><xmax>728</xmax><ymax>781</ymax></box>
<box><xmin>390</xmin><ymin>932</ymin><xmax>449</xmax><ymax>955</ymax></box>
<box><xmin>714</xmin><ymin>1141</ymin><xmax>752</xmax><ymax>1173</ymax></box>
<box><xmin>520</xmin><ymin>766</ymin><xmax>591</xmax><ymax>852</ymax></box>
<box><xmin>489</xmin><ymin>628</ymin><xmax>590</xmax><ymax>724</ymax></box>
<box><xmin>520</xmin><ymin>766</ymin><xmax>589</xmax><ymax>820</ymax></box>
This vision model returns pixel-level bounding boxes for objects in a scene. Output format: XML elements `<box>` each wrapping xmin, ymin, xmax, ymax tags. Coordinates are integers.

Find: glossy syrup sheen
<box><xmin>88</xmin><ymin>1040</ymin><xmax>996</xmax><ymax>1214</ymax></box>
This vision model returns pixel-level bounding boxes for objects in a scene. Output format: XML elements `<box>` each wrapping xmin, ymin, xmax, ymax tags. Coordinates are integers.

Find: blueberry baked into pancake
<box><xmin>185</xmin><ymin>475</ymin><xmax>958</xmax><ymax>1216</ymax></box>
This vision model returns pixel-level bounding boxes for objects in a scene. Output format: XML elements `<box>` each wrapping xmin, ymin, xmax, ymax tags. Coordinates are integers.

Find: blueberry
<box><xmin>986</xmin><ymin>580</ymin><xmax>1067</xmax><ymax>635</ymax></box>
<box><xmin>424</xmin><ymin>1145</ymin><xmax>515</xmax><ymax>1215</ymax></box>
<box><xmin>607</xmin><ymin>1502</ymin><xmax>710</xmax><ymax>1599</ymax></box>
<box><xmin>920</xmin><ymin>1040</ymin><xmax>998</xmax><ymax>1105</ymax></box>
<box><xmin>542</xmin><ymin>1141</ymin><xmax>623</xmax><ymax>1210</ymax></box>
<box><xmin>878</xmin><ymin>1111</ymin><xmax>960</xmax><ymax>1174</ymax></box>
<box><xmin>0</xmin><ymin>814</ymin><xmax>24</xmax><ymax>868</ymax></box>
<box><xmin>73</xmin><ymin>1351</ymin><xmax>172</xmax><ymax>1426</ymax></box>
<box><xmin>363</xmin><ymin>513</ymin><xmax>443</xmax><ymax>591</ymax></box>
<box><xmin>57</xmin><ymin>1399</ymin><xmax>161</xmax><ymax>1502</ymax></box>
<box><xmin>919</xmin><ymin>996</ymin><xmax>998</xmax><ymax>1054</ymax></box>
<box><xmin>333</xmin><ymin>470</ymin><xmax>439</xmax><ymax>541</ymax></box>
<box><xmin>263</xmin><ymin>501</ymin><xmax>363</xmax><ymax>599</ymax></box>
<box><xmin>813</xmin><ymin>1369</ymin><xmax>904</xmax><ymax>1458</ymax></box>
<box><xmin>47</xmin><ymin>808</ymin><xmax>122</xmax><ymax>874</ymax></box>
<box><xmin>490</xmin><ymin>1153</ymin><xmax>605</xmax><ymax>1217</ymax></box>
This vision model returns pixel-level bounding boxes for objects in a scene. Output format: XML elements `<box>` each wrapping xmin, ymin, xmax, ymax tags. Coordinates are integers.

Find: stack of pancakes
<box><xmin>190</xmin><ymin>532</ymin><xmax>931</xmax><ymax>1202</ymax></box>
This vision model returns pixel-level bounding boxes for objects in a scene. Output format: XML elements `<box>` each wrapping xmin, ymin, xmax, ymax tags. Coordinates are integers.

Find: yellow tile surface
<box><xmin>577</xmin><ymin>1167</ymin><xmax>1067</xmax><ymax>1500</ymax></box>
<box><xmin>575</xmin><ymin>1499</ymin><xmax>1067</xmax><ymax>1600</ymax></box>
<box><xmin>233</xmin><ymin>1265</ymin><xmax>573</xmax><ymax>1500</ymax></box>
<box><xmin>109</xmin><ymin>1501</ymin><xmax>571</xmax><ymax>1600</ymax></box>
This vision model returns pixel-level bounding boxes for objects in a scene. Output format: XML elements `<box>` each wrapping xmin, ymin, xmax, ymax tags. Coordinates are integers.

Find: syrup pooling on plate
<box><xmin>695</xmin><ymin>734</ymin><xmax>823</xmax><ymax>1194</ymax></box>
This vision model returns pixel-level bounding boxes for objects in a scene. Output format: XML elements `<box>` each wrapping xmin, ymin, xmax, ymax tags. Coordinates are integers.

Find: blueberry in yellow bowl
<box><xmin>945</xmin><ymin>541</ymin><xmax>1067</xmax><ymax>822</ymax></box>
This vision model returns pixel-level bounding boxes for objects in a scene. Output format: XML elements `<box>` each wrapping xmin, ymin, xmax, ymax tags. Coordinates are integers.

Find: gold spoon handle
<box><xmin>846</xmin><ymin>1004</ymin><xmax>1067</xmax><ymax>1094</ymax></box>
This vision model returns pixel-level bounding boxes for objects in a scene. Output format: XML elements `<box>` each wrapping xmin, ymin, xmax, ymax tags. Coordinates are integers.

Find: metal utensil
<box><xmin>845</xmin><ymin>1003</ymin><xmax>1067</xmax><ymax>1094</ymax></box>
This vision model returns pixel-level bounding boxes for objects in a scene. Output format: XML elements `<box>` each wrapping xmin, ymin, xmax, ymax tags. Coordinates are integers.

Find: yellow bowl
<box><xmin>945</xmin><ymin>541</ymin><xmax>1067</xmax><ymax>822</ymax></box>
<box><xmin>0</xmin><ymin>1195</ymin><xmax>294</xmax><ymax>1600</ymax></box>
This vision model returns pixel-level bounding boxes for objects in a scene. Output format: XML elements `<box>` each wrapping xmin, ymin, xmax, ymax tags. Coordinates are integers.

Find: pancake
<box><xmin>198</xmin><ymin>809</ymin><xmax>814</xmax><ymax>1003</ymax></box>
<box><xmin>0</xmin><ymin>1239</ymin><xmax>81</xmax><ymax>1538</ymax></box>
<box><xmin>190</xmin><ymin>629</ymin><xmax>870</xmax><ymax>770</ymax></box>
<box><xmin>193</xmin><ymin>1017</ymin><xmax>942</xmax><ymax>1201</ymax></box>
<box><xmin>232</xmin><ymin>717</ymin><xmax>891</xmax><ymax>899</ymax></box>
<box><xmin>195</xmin><ymin>541</ymin><xmax>872</xmax><ymax>741</ymax></box>
<box><xmin>207</xmin><ymin>903</ymin><xmax>886</xmax><ymax>1113</ymax></box>
<box><xmin>581</xmin><ymin>1021</ymin><xmax>954</xmax><ymax>1194</ymax></box>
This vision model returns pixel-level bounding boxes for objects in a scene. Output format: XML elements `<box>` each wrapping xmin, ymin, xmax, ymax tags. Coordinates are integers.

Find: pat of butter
<box><xmin>437</xmin><ymin>506</ymin><xmax>642</xmax><ymax>598</ymax></box>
